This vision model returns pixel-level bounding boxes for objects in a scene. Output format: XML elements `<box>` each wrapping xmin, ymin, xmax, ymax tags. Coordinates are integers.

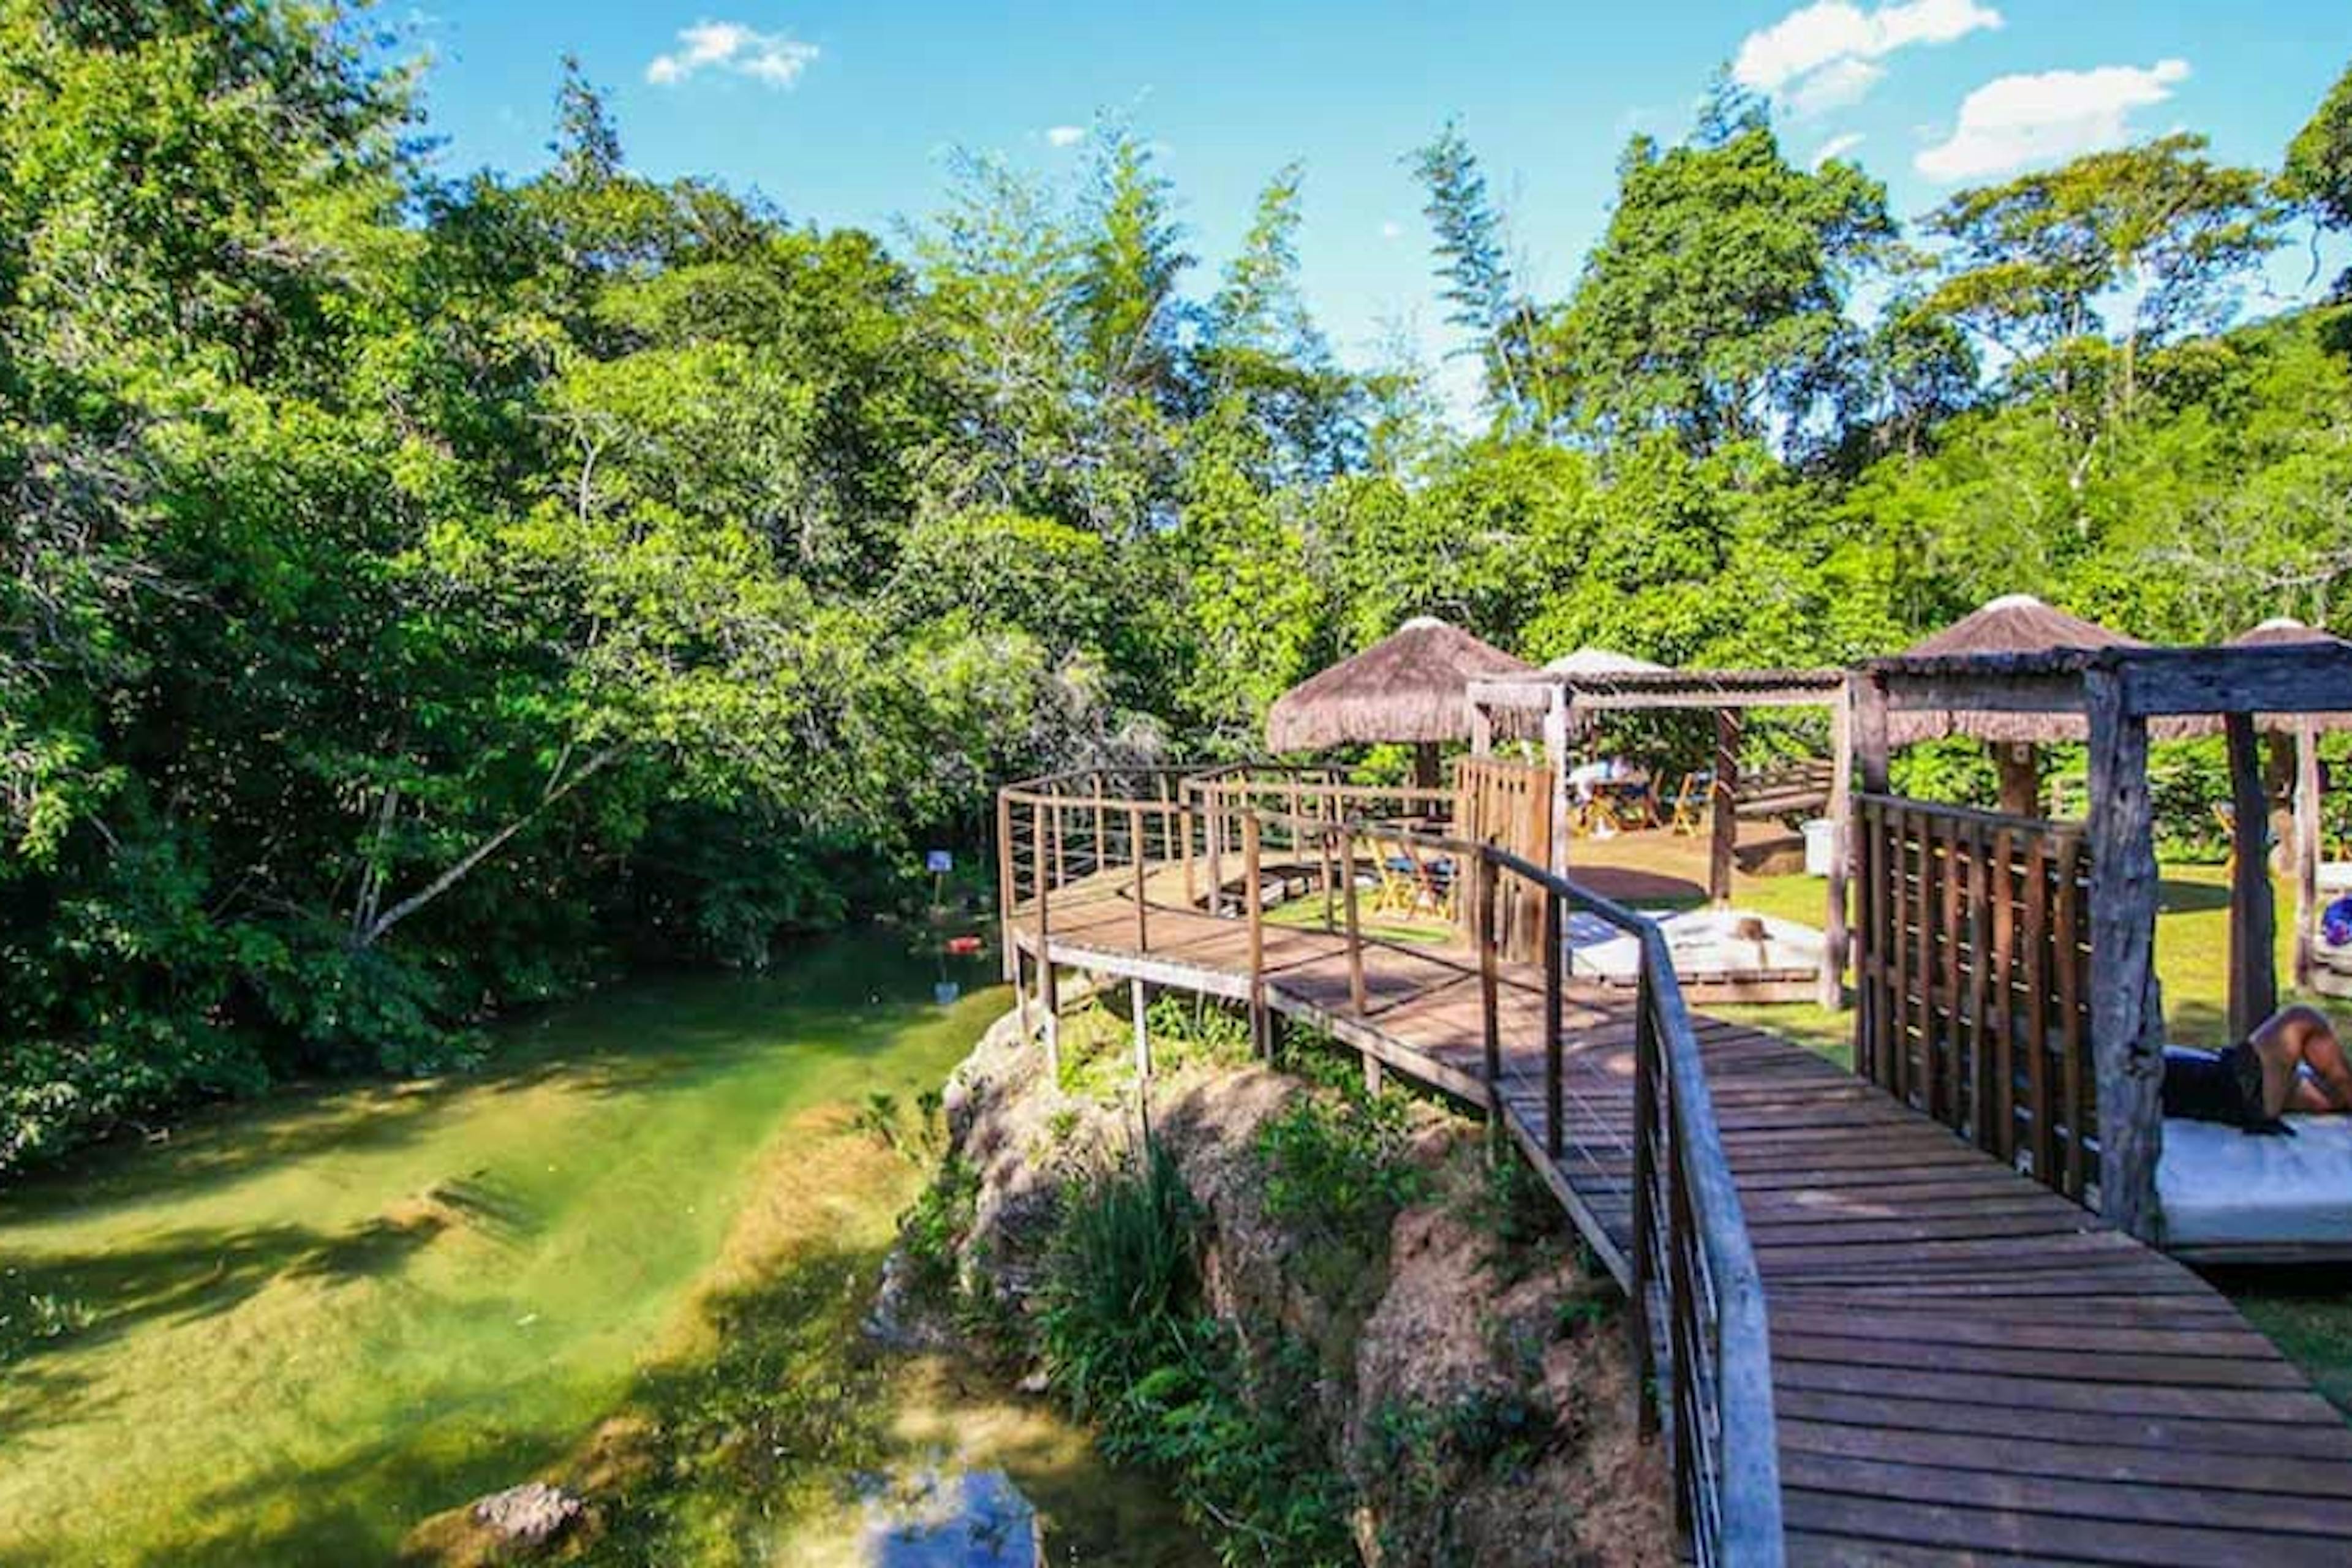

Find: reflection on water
<box><xmin>860</xmin><ymin>1467</ymin><xmax>1039</xmax><ymax>1567</ymax></box>
<box><xmin>0</xmin><ymin>924</ymin><xmax>1205</xmax><ymax>1566</ymax></box>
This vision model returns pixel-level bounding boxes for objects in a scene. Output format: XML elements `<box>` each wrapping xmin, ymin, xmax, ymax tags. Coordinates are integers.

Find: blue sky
<box><xmin>409</xmin><ymin>2</ymin><xmax>2350</xmax><ymax>388</ymax></box>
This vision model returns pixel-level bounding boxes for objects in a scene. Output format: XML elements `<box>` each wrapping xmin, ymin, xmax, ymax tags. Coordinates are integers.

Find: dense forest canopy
<box><xmin>4</xmin><ymin>2</ymin><xmax>2351</xmax><ymax>1167</ymax></box>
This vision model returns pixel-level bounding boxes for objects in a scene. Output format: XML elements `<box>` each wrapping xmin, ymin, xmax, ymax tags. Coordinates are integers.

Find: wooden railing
<box><xmin>1853</xmin><ymin>793</ymin><xmax>2096</xmax><ymax>1204</ymax></box>
<box><xmin>995</xmin><ymin>765</ymin><xmax>1782</xmax><ymax>1565</ymax></box>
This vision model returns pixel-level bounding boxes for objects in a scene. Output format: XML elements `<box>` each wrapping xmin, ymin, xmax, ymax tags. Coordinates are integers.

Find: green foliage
<box><xmin>2285</xmin><ymin>59</ymin><xmax>2352</xmax><ymax>299</ymax></box>
<box><xmin>1039</xmin><ymin>1140</ymin><xmax>1356</xmax><ymax>1564</ymax></box>
<box><xmin>896</xmin><ymin>1153</ymin><xmax>981</xmax><ymax>1303</ymax></box>
<box><xmin>6</xmin><ymin>6</ymin><xmax>2350</xmax><ymax>1180</ymax></box>
<box><xmin>1540</xmin><ymin>115</ymin><xmax>1893</xmax><ymax>454</ymax></box>
<box><xmin>1251</xmin><ymin>1087</ymin><xmax>1425</xmax><ymax>1254</ymax></box>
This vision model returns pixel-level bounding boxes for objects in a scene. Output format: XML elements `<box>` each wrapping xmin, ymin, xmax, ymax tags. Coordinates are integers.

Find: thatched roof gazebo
<box><xmin>1267</xmin><ymin>616</ymin><xmax>1535</xmax><ymax>786</ymax></box>
<box><xmin>1889</xmin><ymin>594</ymin><xmax>2147</xmax><ymax>813</ymax></box>
<box><xmin>1543</xmin><ymin>647</ymin><xmax>1668</xmax><ymax>678</ymax></box>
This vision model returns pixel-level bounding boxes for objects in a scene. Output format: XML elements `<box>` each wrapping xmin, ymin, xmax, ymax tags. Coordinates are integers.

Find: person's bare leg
<box><xmin>2249</xmin><ymin>1006</ymin><xmax>2352</xmax><ymax>1114</ymax></box>
<box><xmin>2283</xmin><ymin>1006</ymin><xmax>2352</xmax><ymax>1112</ymax></box>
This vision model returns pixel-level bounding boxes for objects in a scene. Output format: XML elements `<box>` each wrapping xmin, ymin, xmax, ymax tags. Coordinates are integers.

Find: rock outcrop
<box><xmin>930</xmin><ymin>1005</ymin><xmax>1672</xmax><ymax>1567</ymax></box>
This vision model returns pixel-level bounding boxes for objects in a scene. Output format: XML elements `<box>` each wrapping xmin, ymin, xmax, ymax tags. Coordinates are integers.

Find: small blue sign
<box><xmin>926</xmin><ymin>849</ymin><xmax>953</xmax><ymax>874</ymax></box>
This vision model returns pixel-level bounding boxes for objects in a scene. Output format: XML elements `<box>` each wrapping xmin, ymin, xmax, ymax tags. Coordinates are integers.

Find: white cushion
<box><xmin>2159</xmin><ymin>1113</ymin><xmax>2352</xmax><ymax>1246</ymax></box>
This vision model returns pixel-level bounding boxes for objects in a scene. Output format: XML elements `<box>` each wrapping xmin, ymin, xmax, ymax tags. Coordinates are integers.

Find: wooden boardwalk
<box><xmin>1017</xmin><ymin>883</ymin><xmax>2352</xmax><ymax>1568</ymax></box>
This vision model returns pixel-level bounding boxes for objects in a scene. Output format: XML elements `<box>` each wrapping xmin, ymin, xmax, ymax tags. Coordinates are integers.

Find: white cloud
<box><xmin>1813</xmin><ymin>131</ymin><xmax>1866</xmax><ymax>166</ymax></box>
<box><xmin>1735</xmin><ymin>0</ymin><xmax>2000</xmax><ymax>114</ymax></box>
<box><xmin>1379</xmin><ymin>219</ymin><xmax>1404</xmax><ymax>241</ymax></box>
<box><xmin>646</xmin><ymin>21</ymin><xmax>819</xmax><ymax>89</ymax></box>
<box><xmin>1915</xmin><ymin>59</ymin><xmax>2190</xmax><ymax>181</ymax></box>
<box><xmin>1784</xmin><ymin>56</ymin><xmax>1885</xmax><ymax>116</ymax></box>
<box><xmin>1044</xmin><ymin>124</ymin><xmax>1085</xmax><ymax>148</ymax></box>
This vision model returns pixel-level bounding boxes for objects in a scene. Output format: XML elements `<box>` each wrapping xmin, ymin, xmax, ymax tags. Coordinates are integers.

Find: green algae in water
<box><xmin>0</xmin><ymin>932</ymin><xmax>1204</xmax><ymax>1566</ymax></box>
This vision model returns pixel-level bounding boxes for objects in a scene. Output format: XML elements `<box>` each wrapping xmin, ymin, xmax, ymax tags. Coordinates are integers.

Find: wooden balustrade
<box><xmin>1853</xmin><ymin>793</ymin><xmax>2095</xmax><ymax>1204</ymax></box>
<box><xmin>995</xmin><ymin>765</ymin><xmax>1781</xmax><ymax>1565</ymax></box>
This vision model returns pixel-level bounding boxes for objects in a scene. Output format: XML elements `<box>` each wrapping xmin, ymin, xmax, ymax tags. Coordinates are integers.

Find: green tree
<box><xmin>1406</xmin><ymin>121</ymin><xmax>1550</xmax><ymax>429</ymax></box>
<box><xmin>2282</xmin><ymin>59</ymin><xmax>2352</xmax><ymax>298</ymax></box>
<box><xmin>1538</xmin><ymin>111</ymin><xmax>1893</xmax><ymax>456</ymax></box>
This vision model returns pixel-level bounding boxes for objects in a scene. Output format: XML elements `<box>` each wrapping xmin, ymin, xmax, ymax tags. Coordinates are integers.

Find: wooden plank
<box><xmin>1964</xmin><ymin>818</ymin><xmax>1992</xmax><ymax>1147</ymax></box>
<box><xmin>2055</xmin><ymin>832</ymin><xmax>2087</xmax><ymax>1200</ymax></box>
<box><xmin>1777</xmin><ymin>1417</ymin><xmax>2352</xmax><ymax>1494</ymax></box>
<box><xmin>1991</xmin><ymin>823</ymin><xmax>2018</xmax><ymax>1163</ymax></box>
<box><xmin>2024</xmin><ymin>829</ymin><xmax>2054</xmax><ymax>1189</ymax></box>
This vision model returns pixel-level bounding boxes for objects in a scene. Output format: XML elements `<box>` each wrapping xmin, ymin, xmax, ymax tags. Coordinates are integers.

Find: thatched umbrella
<box><xmin>1543</xmin><ymin>647</ymin><xmax>1668</xmax><ymax>677</ymax></box>
<box><xmin>1889</xmin><ymin>594</ymin><xmax>2147</xmax><ymax>814</ymax></box>
<box><xmin>1267</xmin><ymin>616</ymin><xmax>1536</xmax><ymax>787</ymax></box>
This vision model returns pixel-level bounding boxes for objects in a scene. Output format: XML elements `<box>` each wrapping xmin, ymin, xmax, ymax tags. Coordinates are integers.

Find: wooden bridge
<box><xmin>998</xmin><ymin>767</ymin><xmax>2352</xmax><ymax>1568</ymax></box>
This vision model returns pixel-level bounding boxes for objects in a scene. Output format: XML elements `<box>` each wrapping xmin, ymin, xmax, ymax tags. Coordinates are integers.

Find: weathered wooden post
<box><xmin>1477</xmin><ymin>851</ymin><xmax>1502</xmax><ymax>1136</ymax></box>
<box><xmin>1206</xmin><ymin>782</ymin><xmax>1224</xmax><ymax>919</ymax></box>
<box><xmin>1343</xmin><ymin>825</ymin><xmax>1366</xmax><ymax>1017</ymax></box>
<box><xmin>1092</xmin><ymin>773</ymin><xmax>1108</xmax><ymax>880</ymax></box>
<box><xmin>1129</xmin><ymin>800</ymin><xmax>1149</xmax><ymax>954</ymax></box>
<box><xmin>1544</xmin><ymin>883</ymin><xmax>1564</xmax><ymax>1159</ymax></box>
<box><xmin>2085</xmin><ymin>665</ymin><xmax>2162</xmax><ymax>1242</ymax></box>
<box><xmin>1821</xmin><ymin>678</ymin><xmax>1855</xmax><ymax>1010</ymax></box>
<box><xmin>1544</xmin><ymin>687</ymin><xmax>1572</xmax><ymax>884</ymax></box>
<box><xmin>2226</xmin><ymin>712</ymin><xmax>2278</xmax><ymax>1041</ymax></box>
<box><xmin>1709</xmin><ymin>707</ymin><xmax>1741</xmax><ymax>908</ymax></box>
<box><xmin>1034</xmin><ymin>797</ymin><xmax>1060</xmax><ymax>1083</ymax></box>
<box><xmin>1244</xmin><ymin>812</ymin><xmax>1268</xmax><ymax>1059</ymax></box>
<box><xmin>1131</xmin><ymin>977</ymin><xmax>1151</xmax><ymax>1091</ymax></box>
<box><xmin>1627</xmin><ymin>951</ymin><xmax>1661</xmax><ymax>1440</ymax></box>
<box><xmin>2296</xmin><ymin>721</ymin><xmax>2321</xmax><ymax>991</ymax></box>
<box><xmin>1854</xmin><ymin>671</ymin><xmax>1891</xmax><ymax>1082</ymax></box>
<box><xmin>996</xmin><ymin>790</ymin><xmax>1017</xmax><ymax>982</ymax></box>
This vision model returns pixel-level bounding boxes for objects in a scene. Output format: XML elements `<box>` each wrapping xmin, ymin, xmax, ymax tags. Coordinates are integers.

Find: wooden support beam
<box><xmin>1544</xmin><ymin>690</ymin><xmax>1572</xmax><ymax>883</ymax></box>
<box><xmin>1244</xmin><ymin>811</ymin><xmax>1268</xmax><ymax>1058</ymax></box>
<box><xmin>1342</xmin><ymin>825</ymin><xmax>1366</xmax><ymax>1016</ymax></box>
<box><xmin>2226</xmin><ymin>713</ymin><xmax>2278</xmax><ymax>1041</ymax></box>
<box><xmin>1544</xmin><ymin>883</ymin><xmax>1564</xmax><ymax>1159</ymax></box>
<box><xmin>996</xmin><ymin>791</ymin><xmax>1016</xmax><ymax>982</ymax></box>
<box><xmin>1710</xmin><ymin>706</ymin><xmax>1741</xmax><ymax>908</ymax></box>
<box><xmin>1130</xmin><ymin>801</ymin><xmax>1148</xmax><ymax>954</ymax></box>
<box><xmin>2085</xmin><ymin>669</ymin><xmax>2162</xmax><ymax>1243</ymax></box>
<box><xmin>1131</xmin><ymin>978</ymin><xmax>1151</xmax><ymax>1088</ymax></box>
<box><xmin>1477</xmin><ymin>853</ymin><xmax>1502</xmax><ymax>1130</ymax></box>
<box><xmin>1996</xmin><ymin>745</ymin><xmax>2040</xmax><ymax>818</ymax></box>
<box><xmin>1857</xmin><ymin>673</ymin><xmax>1891</xmax><ymax>793</ymax></box>
<box><xmin>2296</xmin><ymin>722</ymin><xmax>2321</xmax><ymax>992</ymax></box>
<box><xmin>1822</xmin><ymin>680</ymin><xmax>1854</xmax><ymax>1011</ymax></box>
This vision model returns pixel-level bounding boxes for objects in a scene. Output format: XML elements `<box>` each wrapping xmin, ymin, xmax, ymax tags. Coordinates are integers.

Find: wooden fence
<box><xmin>995</xmin><ymin>764</ymin><xmax>1781</xmax><ymax>1565</ymax></box>
<box><xmin>1456</xmin><ymin>755</ymin><xmax>1554</xmax><ymax>963</ymax></box>
<box><xmin>1853</xmin><ymin>794</ymin><xmax>2097</xmax><ymax>1204</ymax></box>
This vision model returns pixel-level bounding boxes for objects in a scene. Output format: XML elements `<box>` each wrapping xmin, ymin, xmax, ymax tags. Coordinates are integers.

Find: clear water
<box><xmin>0</xmin><ymin>930</ymin><xmax>1204</xmax><ymax>1565</ymax></box>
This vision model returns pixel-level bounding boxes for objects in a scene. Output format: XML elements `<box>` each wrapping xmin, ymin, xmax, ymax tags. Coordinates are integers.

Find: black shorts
<box><xmin>2162</xmin><ymin>1042</ymin><xmax>2269</xmax><ymax>1128</ymax></box>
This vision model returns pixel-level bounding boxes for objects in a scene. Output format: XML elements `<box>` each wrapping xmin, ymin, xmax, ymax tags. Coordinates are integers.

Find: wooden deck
<box><xmin>1017</xmin><ymin>882</ymin><xmax>2352</xmax><ymax>1568</ymax></box>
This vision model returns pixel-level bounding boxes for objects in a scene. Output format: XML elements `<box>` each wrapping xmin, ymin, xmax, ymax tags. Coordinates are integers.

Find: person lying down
<box><xmin>2163</xmin><ymin>1005</ymin><xmax>2352</xmax><ymax>1136</ymax></box>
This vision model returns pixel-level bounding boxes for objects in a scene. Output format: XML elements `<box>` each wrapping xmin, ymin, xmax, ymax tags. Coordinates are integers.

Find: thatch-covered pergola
<box><xmin>1891</xmin><ymin>594</ymin><xmax>2146</xmax><ymax>816</ymax></box>
<box><xmin>1855</xmin><ymin>639</ymin><xmax>2352</xmax><ymax>1245</ymax></box>
<box><xmin>1468</xmin><ymin>665</ymin><xmax>1853</xmax><ymax>1007</ymax></box>
<box><xmin>1266</xmin><ymin>616</ymin><xmax>1535</xmax><ymax>788</ymax></box>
